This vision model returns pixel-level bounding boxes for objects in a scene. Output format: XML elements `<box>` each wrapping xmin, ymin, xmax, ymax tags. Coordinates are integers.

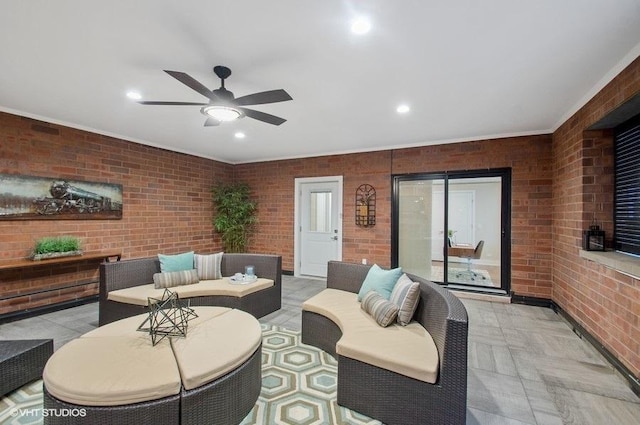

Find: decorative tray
<box><xmin>228</xmin><ymin>275</ymin><xmax>258</xmax><ymax>285</ymax></box>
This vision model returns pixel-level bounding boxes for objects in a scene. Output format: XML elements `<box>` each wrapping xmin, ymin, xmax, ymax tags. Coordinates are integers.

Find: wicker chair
<box><xmin>301</xmin><ymin>261</ymin><xmax>468</xmax><ymax>425</ymax></box>
<box><xmin>99</xmin><ymin>253</ymin><xmax>282</xmax><ymax>326</ymax></box>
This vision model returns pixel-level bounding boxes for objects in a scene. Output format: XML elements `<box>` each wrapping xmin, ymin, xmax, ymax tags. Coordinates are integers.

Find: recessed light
<box><xmin>351</xmin><ymin>17</ymin><xmax>371</xmax><ymax>35</ymax></box>
<box><xmin>396</xmin><ymin>104</ymin><xmax>410</xmax><ymax>114</ymax></box>
<box><xmin>126</xmin><ymin>91</ymin><xmax>142</xmax><ymax>100</ymax></box>
<box><xmin>234</xmin><ymin>132</ymin><xmax>246</xmax><ymax>139</ymax></box>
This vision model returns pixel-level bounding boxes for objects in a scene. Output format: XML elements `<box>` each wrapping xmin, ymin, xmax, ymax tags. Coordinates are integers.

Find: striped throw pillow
<box><xmin>194</xmin><ymin>252</ymin><xmax>223</xmax><ymax>280</ymax></box>
<box><xmin>389</xmin><ymin>274</ymin><xmax>420</xmax><ymax>326</ymax></box>
<box><xmin>153</xmin><ymin>269</ymin><xmax>199</xmax><ymax>289</ymax></box>
<box><xmin>361</xmin><ymin>290</ymin><xmax>399</xmax><ymax>327</ymax></box>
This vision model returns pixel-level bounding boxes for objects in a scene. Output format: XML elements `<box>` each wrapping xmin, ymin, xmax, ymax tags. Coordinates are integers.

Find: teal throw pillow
<box><xmin>357</xmin><ymin>264</ymin><xmax>403</xmax><ymax>301</ymax></box>
<box><xmin>158</xmin><ymin>251</ymin><xmax>195</xmax><ymax>272</ymax></box>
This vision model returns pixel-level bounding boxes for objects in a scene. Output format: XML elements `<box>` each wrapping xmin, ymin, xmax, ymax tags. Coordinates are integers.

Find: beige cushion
<box><xmin>43</xmin><ymin>337</ymin><xmax>181</xmax><ymax>406</ymax></box>
<box><xmin>171</xmin><ymin>308</ymin><xmax>262</xmax><ymax>390</ymax></box>
<box><xmin>82</xmin><ymin>307</ymin><xmax>231</xmax><ymax>338</ymax></box>
<box><xmin>107</xmin><ymin>278</ymin><xmax>274</xmax><ymax>306</ymax></box>
<box><xmin>302</xmin><ymin>288</ymin><xmax>439</xmax><ymax>383</ymax></box>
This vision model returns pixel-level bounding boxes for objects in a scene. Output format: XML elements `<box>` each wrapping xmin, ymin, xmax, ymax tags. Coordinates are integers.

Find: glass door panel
<box><xmin>394</xmin><ymin>170</ymin><xmax>509</xmax><ymax>294</ymax></box>
<box><xmin>397</xmin><ymin>178</ymin><xmax>444</xmax><ymax>282</ymax></box>
<box><xmin>446</xmin><ymin>177</ymin><xmax>502</xmax><ymax>290</ymax></box>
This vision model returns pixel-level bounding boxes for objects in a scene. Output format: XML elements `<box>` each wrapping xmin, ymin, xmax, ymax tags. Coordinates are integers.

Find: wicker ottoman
<box><xmin>0</xmin><ymin>339</ymin><xmax>53</xmax><ymax>397</ymax></box>
<box><xmin>43</xmin><ymin>307</ymin><xmax>261</xmax><ymax>425</ymax></box>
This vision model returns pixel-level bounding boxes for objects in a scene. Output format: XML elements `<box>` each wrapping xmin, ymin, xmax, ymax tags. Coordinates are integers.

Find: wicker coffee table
<box><xmin>0</xmin><ymin>339</ymin><xmax>53</xmax><ymax>397</ymax></box>
<box><xmin>43</xmin><ymin>307</ymin><xmax>261</xmax><ymax>425</ymax></box>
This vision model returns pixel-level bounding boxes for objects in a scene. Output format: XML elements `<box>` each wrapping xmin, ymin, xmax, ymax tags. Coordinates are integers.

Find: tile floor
<box><xmin>1</xmin><ymin>276</ymin><xmax>639</xmax><ymax>424</ymax></box>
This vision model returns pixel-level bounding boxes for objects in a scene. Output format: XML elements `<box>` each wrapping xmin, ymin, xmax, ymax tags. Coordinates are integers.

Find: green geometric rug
<box><xmin>0</xmin><ymin>325</ymin><xmax>381</xmax><ymax>425</ymax></box>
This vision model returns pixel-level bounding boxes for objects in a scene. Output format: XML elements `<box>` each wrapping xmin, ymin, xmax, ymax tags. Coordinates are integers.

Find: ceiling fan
<box><xmin>139</xmin><ymin>65</ymin><xmax>292</xmax><ymax>126</ymax></box>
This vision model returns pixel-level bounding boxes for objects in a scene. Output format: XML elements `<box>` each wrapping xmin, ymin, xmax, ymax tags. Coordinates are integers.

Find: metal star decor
<box><xmin>137</xmin><ymin>289</ymin><xmax>198</xmax><ymax>346</ymax></box>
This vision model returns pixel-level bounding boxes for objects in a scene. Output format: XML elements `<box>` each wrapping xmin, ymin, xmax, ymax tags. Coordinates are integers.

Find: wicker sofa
<box><xmin>99</xmin><ymin>253</ymin><xmax>281</xmax><ymax>326</ymax></box>
<box><xmin>301</xmin><ymin>261</ymin><xmax>469</xmax><ymax>425</ymax></box>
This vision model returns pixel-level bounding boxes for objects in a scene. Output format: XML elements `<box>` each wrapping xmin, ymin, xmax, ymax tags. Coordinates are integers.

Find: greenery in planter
<box><xmin>212</xmin><ymin>183</ymin><xmax>257</xmax><ymax>253</ymax></box>
<box><xmin>32</xmin><ymin>235</ymin><xmax>82</xmax><ymax>260</ymax></box>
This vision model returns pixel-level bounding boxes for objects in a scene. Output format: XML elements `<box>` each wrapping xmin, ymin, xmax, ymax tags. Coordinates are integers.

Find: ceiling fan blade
<box><xmin>238</xmin><ymin>107</ymin><xmax>287</xmax><ymax>126</ymax></box>
<box><xmin>234</xmin><ymin>89</ymin><xmax>292</xmax><ymax>106</ymax></box>
<box><xmin>138</xmin><ymin>101</ymin><xmax>208</xmax><ymax>106</ymax></box>
<box><xmin>204</xmin><ymin>117</ymin><xmax>220</xmax><ymax>127</ymax></box>
<box><xmin>164</xmin><ymin>70</ymin><xmax>219</xmax><ymax>101</ymax></box>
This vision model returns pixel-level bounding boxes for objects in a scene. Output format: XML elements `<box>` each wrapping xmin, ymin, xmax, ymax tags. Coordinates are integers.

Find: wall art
<box><xmin>0</xmin><ymin>174</ymin><xmax>123</xmax><ymax>220</ymax></box>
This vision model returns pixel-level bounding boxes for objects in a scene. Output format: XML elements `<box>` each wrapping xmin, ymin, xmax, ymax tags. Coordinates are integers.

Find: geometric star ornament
<box><xmin>137</xmin><ymin>288</ymin><xmax>198</xmax><ymax>346</ymax></box>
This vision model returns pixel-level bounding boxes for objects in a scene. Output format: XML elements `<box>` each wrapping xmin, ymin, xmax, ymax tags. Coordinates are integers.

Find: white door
<box><xmin>296</xmin><ymin>178</ymin><xmax>342</xmax><ymax>277</ymax></box>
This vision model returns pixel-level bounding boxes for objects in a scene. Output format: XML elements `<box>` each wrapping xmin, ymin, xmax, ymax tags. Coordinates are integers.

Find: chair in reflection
<box><xmin>455</xmin><ymin>240</ymin><xmax>486</xmax><ymax>281</ymax></box>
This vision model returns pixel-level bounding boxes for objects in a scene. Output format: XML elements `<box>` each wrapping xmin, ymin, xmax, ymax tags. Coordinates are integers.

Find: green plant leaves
<box><xmin>34</xmin><ymin>236</ymin><xmax>81</xmax><ymax>254</ymax></box>
<box><xmin>212</xmin><ymin>183</ymin><xmax>257</xmax><ymax>253</ymax></box>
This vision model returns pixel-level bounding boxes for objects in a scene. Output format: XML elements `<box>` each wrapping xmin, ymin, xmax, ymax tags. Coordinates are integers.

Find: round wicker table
<box><xmin>42</xmin><ymin>307</ymin><xmax>262</xmax><ymax>425</ymax></box>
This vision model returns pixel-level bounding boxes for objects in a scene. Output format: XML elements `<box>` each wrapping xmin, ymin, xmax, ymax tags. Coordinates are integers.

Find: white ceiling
<box><xmin>1</xmin><ymin>1</ymin><xmax>640</xmax><ymax>164</ymax></box>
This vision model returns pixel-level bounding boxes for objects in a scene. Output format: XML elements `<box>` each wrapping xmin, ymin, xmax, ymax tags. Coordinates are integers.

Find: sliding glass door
<box><xmin>393</xmin><ymin>169</ymin><xmax>511</xmax><ymax>294</ymax></box>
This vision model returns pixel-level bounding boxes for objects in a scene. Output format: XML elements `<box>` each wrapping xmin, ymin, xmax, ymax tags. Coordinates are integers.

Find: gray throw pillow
<box><xmin>389</xmin><ymin>274</ymin><xmax>420</xmax><ymax>325</ymax></box>
<box><xmin>361</xmin><ymin>290</ymin><xmax>399</xmax><ymax>327</ymax></box>
<box><xmin>153</xmin><ymin>269</ymin><xmax>199</xmax><ymax>289</ymax></box>
<box><xmin>194</xmin><ymin>252</ymin><xmax>223</xmax><ymax>280</ymax></box>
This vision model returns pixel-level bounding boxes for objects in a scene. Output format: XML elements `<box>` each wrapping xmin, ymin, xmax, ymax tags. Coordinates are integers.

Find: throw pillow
<box><xmin>390</xmin><ymin>274</ymin><xmax>420</xmax><ymax>325</ymax></box>
<box><xmin>158</xmin><ymin>251</ymin><xmax>194</xmax><ymax>272</ymax></box>
<box><xmin>153</xmin><ymin>269</ymin><xmax>199</xmax><ymax>289</ymax></box>
<box><xmin>357</xmin><ymin>264</ymin><xmax>403</xmax><ymax>301</ymax></box>
<box><xmin>361</xmin><ymin>290</ymin><xmax>399</xmax><ymax>327</ymax></box>
<box><xmin>194</xmin><ymin>252</ymin><xmax>223</xmax><ymax>280</ymax></box>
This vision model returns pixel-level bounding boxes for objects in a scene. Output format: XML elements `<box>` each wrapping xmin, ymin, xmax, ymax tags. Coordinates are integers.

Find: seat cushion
<box><xmin>43</xmin><ymin>337</ymin><xmax>181</xmax><ymax>406</ymax></box>
<box><xmin>170</xmin><ymin>308</ymin><xmax>262</xmax><ymax>390</ymax></box>
<box><xmin>303</xmin><ymin>288</ymin><xmax>439</xmax><ymax>383</ymax></box>
<box><xmin>107</xmin><ymin>278</ymin><xmax>274</xmax><ymax>306</ymax></box>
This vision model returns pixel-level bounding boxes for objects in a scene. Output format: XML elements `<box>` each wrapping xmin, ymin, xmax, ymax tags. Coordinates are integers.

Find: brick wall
<box><xmin>553</xmin><ymin>56</ymin><xmax>640</xmax><ymax>377</ymax></box>
<box><xmin>0</xmin><ymin>112</ymin><xmax>231</xmax><ymax>315</ymax></box>
<box><xmin>235</xmin><ymin>134</ymin><xmax>554</xmax><ymax>298</ymax></box>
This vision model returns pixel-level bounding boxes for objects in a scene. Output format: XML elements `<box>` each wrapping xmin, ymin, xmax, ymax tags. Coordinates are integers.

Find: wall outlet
<box><xmin>361</xmin><ymin>258</ymin><xmax>367</xmax><ymax>265</ymax></box>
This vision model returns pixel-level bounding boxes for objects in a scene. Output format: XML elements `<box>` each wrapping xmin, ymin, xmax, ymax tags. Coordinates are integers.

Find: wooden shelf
<box><xmin>0</xmin><ymin>250</ymin><xmax>121</xmax><ymax>271</ymax></box>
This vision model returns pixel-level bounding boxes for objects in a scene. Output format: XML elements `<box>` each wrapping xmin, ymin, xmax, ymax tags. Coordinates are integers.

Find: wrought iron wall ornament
<box><xmin>355</xmin><ymin>184</ymin><xmax>376</xmax><ymax>227</ymax></box>
<box><xmin>137</xmin><ymin>289</ymin><xmax>198</xmax><ymax>346</ymax></box>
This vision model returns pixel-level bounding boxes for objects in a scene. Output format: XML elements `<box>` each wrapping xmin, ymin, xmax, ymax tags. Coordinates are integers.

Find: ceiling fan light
<box><xmin>202</xmin><ymin>106</ymin><xmax>242</xmax><ymax>121</ymax></box>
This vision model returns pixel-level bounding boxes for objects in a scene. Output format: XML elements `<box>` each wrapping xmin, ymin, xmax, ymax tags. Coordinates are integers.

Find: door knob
<box><xmin>331</xmin><ymin>236</ymin><xmax>338</xmax><ymax>240</ymax></box>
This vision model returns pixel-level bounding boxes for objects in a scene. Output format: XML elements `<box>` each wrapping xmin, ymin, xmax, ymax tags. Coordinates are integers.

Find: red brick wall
<box><xmin>234</xmin><ymin>151</ymin><xmax>393</xmax><ymax>270</ymax></box>
<box><xmin>0</xmin><ymin>112</ymin><xmax>231</xmax><ymax>315</ymax></box>
<box><xmin>553</xmin><ymin>56</ymin><xmax>640</xmax><ymax>377</ymax></box>
<box><xmin>235</xmin><ymin>135</ymin><xmax>554</xmax><ymax>298</ymax></box>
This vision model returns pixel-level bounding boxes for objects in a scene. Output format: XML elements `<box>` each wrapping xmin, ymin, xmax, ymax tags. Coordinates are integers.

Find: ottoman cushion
<box><xmin>171</xmin><ymin>309</ymin><xmax>262</xmax><ymax>390</ymax></box>
<box><xmin>43</xmin><ymin>337</ymin><xmax>182</xmax><ymax>406</ymax></box>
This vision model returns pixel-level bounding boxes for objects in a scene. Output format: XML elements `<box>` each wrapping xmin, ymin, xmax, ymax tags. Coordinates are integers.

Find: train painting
<box><xmin>0</xmin><ymin>174</ymin><xmax>122</xmax><ymax>220</ymax></box>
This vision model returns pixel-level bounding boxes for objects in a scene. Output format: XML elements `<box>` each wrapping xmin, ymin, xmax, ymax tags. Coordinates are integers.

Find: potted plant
<box><xmin>212</xmin><ymin>183</ymin><xmax>257</xmax><ymax>253</ymax></box>
<box><xmin>31</xmin><ymin>235</ymin><xmax>82</xmax><ymax>260</ymax></box>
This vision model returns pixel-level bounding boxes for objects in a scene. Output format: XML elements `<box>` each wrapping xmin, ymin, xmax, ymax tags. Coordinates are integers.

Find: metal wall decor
<box><xmin>137</xmin><ymin>289</ymin><xmax>198</xmax><ymax>346</ymax></box>
<box><xmin>355</xmin><ymin>184</ymin><xmax>376</xmax><ymax>227</ymax></box>
<box><xmin>0</xmin><ymin>174</ymin><xmax>123</xmax><ymax>220</ymax></box>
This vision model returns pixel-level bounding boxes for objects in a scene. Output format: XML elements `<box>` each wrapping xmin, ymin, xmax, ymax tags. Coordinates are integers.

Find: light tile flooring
<box><xmin>1</xmin><ymin>276</ymin><xmax>639</xmax><ymax>424</ymax></box>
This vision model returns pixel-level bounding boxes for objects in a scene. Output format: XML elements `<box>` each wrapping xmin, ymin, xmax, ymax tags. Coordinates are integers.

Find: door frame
<box><xmin>294</xmin><ymin>176</ymin><xmax>343</xmax><ymax>277</ymax></box>
<box><xmin>391</xmin><ymin>168</ymin><xmax>511</xmax><ymax>293</ymax></box>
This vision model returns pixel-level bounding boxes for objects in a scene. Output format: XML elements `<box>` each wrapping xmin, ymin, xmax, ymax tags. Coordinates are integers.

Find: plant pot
<box><xmin>31</xmin><ymin>250</ymin><xmax>83</xmax><ymax>261</ymax></box>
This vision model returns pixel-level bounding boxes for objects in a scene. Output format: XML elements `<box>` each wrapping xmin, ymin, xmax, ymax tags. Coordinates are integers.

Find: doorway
<box><xmin>392</xmin><ymin>169</ymin><xmax>511</xmax><ymax>294</ymax></box>
<box><xmin>294</xmin><ymin>176</ymin><xmax>343</xmax><ymax>277</ymax></box>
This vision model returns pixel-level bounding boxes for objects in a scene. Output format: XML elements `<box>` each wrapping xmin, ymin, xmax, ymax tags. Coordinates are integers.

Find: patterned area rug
<box><xmin>0</xmin><ymin>325</ymin><xmax>381</xmax><ymax>425</ymax></box>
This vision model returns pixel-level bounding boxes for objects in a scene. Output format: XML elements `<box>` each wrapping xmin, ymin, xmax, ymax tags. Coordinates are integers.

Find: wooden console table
<box><xmin>0</xmin><ymin>250</ymin><xmax>121</xmax><ymax>271</ymax></box>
